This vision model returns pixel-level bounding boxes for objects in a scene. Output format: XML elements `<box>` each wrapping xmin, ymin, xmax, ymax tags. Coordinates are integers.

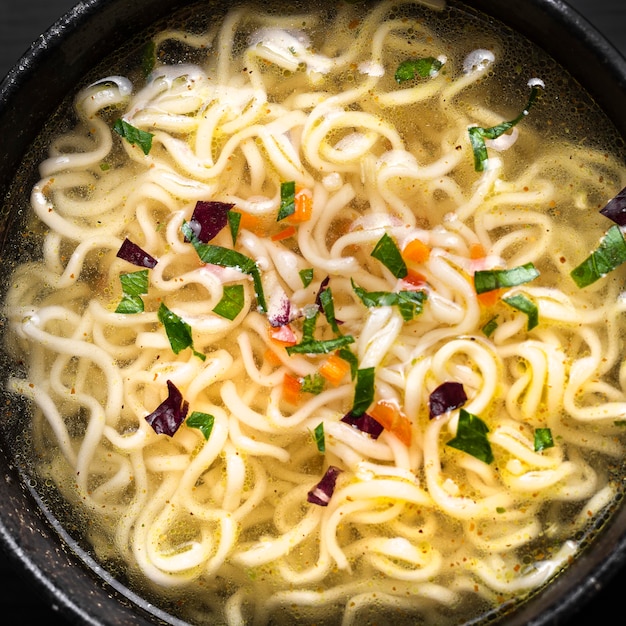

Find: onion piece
<box><xmin>145</xmin><ymin>380</ymin><xmax>189</xmax><ymax>436</ymax></box>
<box><xmin>116</xmin><ymin>238</ymin><xmax>157</xmax><ymax>268</ymax></box>
<box><xmin>429</xmin><ymin>381</ymin><xmax>467</xmax><ymax>419</ymax></box>
<box><xmin>307</xmin><ymin>465</ymin><xmax>342</xmax><ymax>506</ymax></box>
<box><xmin>188</xmin><ymin>200</ymin><xmax>234</xmax><ymax>243</ymax></box>
<box><xmin>341</xmin><ymin>410</ymin><xmax>384</xmax><ymax>439</ymax></box>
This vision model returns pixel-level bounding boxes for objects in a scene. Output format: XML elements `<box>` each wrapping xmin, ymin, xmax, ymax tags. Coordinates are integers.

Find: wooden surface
<box><xmin>1</xmin><ymin>0</ymin><xmax>626</xmax><ymax>624</ymax></box>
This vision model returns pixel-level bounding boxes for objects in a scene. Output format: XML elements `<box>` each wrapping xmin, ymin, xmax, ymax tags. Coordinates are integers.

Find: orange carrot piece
<box><xmin>318</xmin><ymin>354</ymin><xmax>351</xmax><ymax>386</ymax></box>
<box><xmin>282</xmin><ymin>373</ymin><xmax>302</xmax><ymax>405</ymax></box>
<box><xmin>235</xmin><ymin>210</ymin><xmax>265</xmax><ymax>236</ymax></box>
<box><xmin>263</xmin><ymin>348</ymin><xmax>283</xmax><ymax>367</ymax></box>
<box><xmin>402</xmin><ymin>238</ymin><xmax>430</xmax><ymax>264</ymax></box>
<box><xmin>403</xmin><ymin>269</ymin><xmax>428</xmax><ymax>288</ymax></box>
<box><xmin>271</xmin><ymin>225</ymin><xmax>297</xmax><ymax>241</ymax></box>
<box><xmin>470</xmin><ymin>243</ymin><xmax>486</xmax><ymax>260</ymax></box>
<box><xmin>287</xmin><ymin>189</ymin><xmax>313</xmax><ymax>224</ymax></box>
<box><xmin>369</xmin><ymin>400</ymin><xmax>413</xmax><ymax>446</ymax></box>
<box><xmin>476</xmin><ymin>288</ymin><xmax>501</xmax><ymax>307</ymax></box>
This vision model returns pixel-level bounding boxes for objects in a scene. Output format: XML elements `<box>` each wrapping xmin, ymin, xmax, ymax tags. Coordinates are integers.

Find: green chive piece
<box><xmin>446</xmin><ymin>408</ymin><xmax>494</xmax><ymax>464</ymax></box>
<box><xmin>571</xmin><ymin>225</ymin><xmax>626</xmax><ymax>288</ymax></box>
<box><xmin>186</xmin><ymin>411</ymin><xmax>215</xmax><ymax>440</ymax></box>
<box><xmin>503</xmin><ymin>293</ymin><xmax>539</xmax><ymax>330</ymax></box>
<box><xmin>352</xmin><ymin>367</ymin><xmax>375</xmax><ymax>416</ymax></box>
<box><xmin>395</xmin><ymin>57</ymin><xmax>443</xmax><ymax>84</ymax></box>
<box><xmin>474</xmin><ymin>263</ymin><xmax>540</xmax><ymax>294</ymax></box>
<box><xmin>277</xmin><ymin>181</ymin><xmax>296</xmax><ymax>221</ymax></box>
<box><xmin>482</xmin><ymin>316</ymin><xmax>499</xmax><ymax>337</ymax></box>
<box><xmin>534</xmin><ymin>428</ymin><xmax>554</xmax><ymax>452</ymax></box>
<box><xmin>212</xmin><ymin>284</ymin><xmax>245</xmax><ymax>320</ymax></box>
<box><xmin>158</xmin><ymin>302</ymin><xmax>205</xmax><ymax>360</ymax></box>
<box><xmin>299</xmin><ymin>268</ymin><xmax>314</xmax><ymax>287</ymax></box>
<box><xmin>313</xmin><ymin>422</ymin><xmax>325</xmax><ymax>453</ymax></box>
<box><xmin>113</xmin><ymin>119</ymin><xmax>154</xmax><ymax>155</ymax></box>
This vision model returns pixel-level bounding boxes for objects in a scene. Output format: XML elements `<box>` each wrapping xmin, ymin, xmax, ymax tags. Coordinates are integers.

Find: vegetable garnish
<box><xmin>503</xmin><ymin>293</ymin><xmax>538</xmax><ymax>330</ymax></box>
<box><xmin>534</xmin><ymin>427</ymin><xmax>554</xmax><ymax>452</ymax></box>
<box><xmin>319</xmin><ymin>286</ymin><xmax>343</xmax><ymax>334</ymax></box>
<box><xmin>227</xmin><ymin>210</ymin><xmax>241</xmax><ymax>245</ymax></box>
<box><xmin>313</xmin><ymin>422</ymin><xmax>325</xmax><ymax>453</ymax></box>
<box><xmin>182</xmin><ymin>222</ymin><xmax>267</xmax><ymax>312</ymax></box>
<box><xmin>277</xmin><ymin>181</ymin><xmax>296</xmax><ymax>221</ymax></box>
<box><xmin>186</xmin><ymin>411</ymin><xmax>215</xmax><ymax>440</ymax></box>
<box><xmin>338</xmin><ymin>347</ymin><xmax>359</xmax><ymax>380</ymax></box>
<box><xmin>307</xmin><ymin>465</ymin><xmax>342</xmax><ymax>506</ymax></box>
<box><xmin>141</xmin><ymin>40</ymin><xmax>156</xmax><ymax>77</ymax></box>
<box><xmin>341</xmin><ymin>410</ymin><xmax>384</xmax><ymax>439</ymax></box>
<box><xmin>468</xmin><ymin>81</ymin><xmax>543</xmax><ymax>171</ymax></box>
<box><xmin>318</xmin><ymin>353</ymin><xmax>351</xmax><ymax>386</ymax></box>
<box><xmin>570</xmin><ymin>224</ymin><xmax>626</xmax><ymax>288</ymax></box>
<box><xmin>212</xmin><ymin>284</ymin><xmax>245</xmax><ymax>320</ymax></box>
<box><xmin>301</xmin><ymin>373</ymin><xmax>326</xmax><ymax>394</ymax></box>
<box><xmin>369</xmin><ymin>400</ymin><xmax>412</xmax><ymax>446</ymax></box>
<box><xmin>395</xmin><ymin>56</ymin><xmax>444</xmax><ymax>84</ymax></box>
<box><xmin>116</xmin><ymin>237</ymin><xmax>157</xmax><ymax>268</ymax></box>
<box><xmin>599</xmin><ymin>186</ymin><xmax>626</xmax><ymax>226</ymax></box>
<box><xmin>352</xmin><ymin>366</ymin><xmax>375</xmax><ymax>416</ymax></box>
<box><xmin>285</xmin><ymin>309</ymin><xmax>355</xmax><ymax>355</ymax></box>
<box><xmin>145</xmin><ymin>380</ymin><xmax>189</xmax><ymax>436</ymax></box>
<box><xmin>188</xmin><ymin>200</ymin><xmax>235</xmax><ymax>243</ymax></box>
<box><xmin>474</xmin><ymin>262</ymin><xmax>540</xmax><ymax>294</ymax></box>
<box><xmin>482</xmin><ymin>316</ymin><xmax>499</xmax><ymax>337</ymax></box>
<box><xmin>158</xmin><ymin>302</ymin><xmax>205</xmax><ymax>361</ymax></box>
<box><xmin>371</xmin><ymin>233</ymin><xmax>408</xmax><ymax>279</ymax></box>
<box><xmin>113</xmin><ymin>119</ymin><xmax>154</xmax><ymax>155</ymax></box>
<box><xmin>429</xmin><ymin>381</ymin><xmax>468</xmax><ymax>419</ymax></box>
<box><xmin>115</xmin><ymin>269</ymin><xmax>149</xmax><ymax>314</ymax></box>
<box><xmin>282</xmin><ymin>373</ymin><xmax>302</xmax><ymax>405</ymax></box>
<box><xmin>351</xmin><ymin>279</ymin><xmax>427</xmax><ymax>321</ymax></box>
<box><xmin>299</xmin><ymin>268</ymin><xmax>314</xmax><ymax>287</ymax></box>
<box><xmin>446</xmin><ymin>408</ymin><xmax>494</xmax><ymax>464</ymax></box>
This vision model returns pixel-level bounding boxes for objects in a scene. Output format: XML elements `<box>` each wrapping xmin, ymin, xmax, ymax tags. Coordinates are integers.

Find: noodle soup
<box><xmin>3</xmin><ymin>0</ymin><xmax>626</xmax><ymax>623</ymax></box>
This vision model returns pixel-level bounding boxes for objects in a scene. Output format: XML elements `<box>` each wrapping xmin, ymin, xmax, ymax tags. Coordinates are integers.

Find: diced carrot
<box><xmin>402</xmin><ymin>238</ymin><xmax>430</xmax><ymax>264</ymax></box>
<box><xmin>477</xmin><ymin>288</ymin><xmax>501</xmax><ymax>307</ymax></box>
<box><xmin>268</xmin><ymin>324</ymin><xmax>297</xmax><ymax>346</ymax></box>
<box><xmin>287</xmin><ymin>189</ymin><xmax>313</xmax><ymax>224</ymax></box>
<box><xmin>403</xmin><ymin>269</ymin><xmax>428</xmax><ymax>288</ymax></box>
<box><xmin>282</xmin><ymin>373</ymin><xmax>302</xmax><ymax>405</ymax></box>
<box><xmin>263</xmin><ymin>348</ymin><xmax>283</xmax><ymax>367</ymax></box>
<box><xmin>234</xmin><ymin>210</ymin><xmax>265</xmax><ymax>236</ymax></box>
<box><xmin>369</xmin><ymin>400</ymin><xmax>413</xmax><ymax>446</ymax></box>
<box><xmin>470</xmin><ymin>243</ymin><xmax>486</xmax><ymax>260</ymax></box>
<box><xmin>271</xmin><ymin>225</ymin><xmax>297</xmax><ymax>241</ymax></box>
<box><xmin>318</xmin><ymin>354</ymin><xmax>351</xmax><ymax>387</ymax></box>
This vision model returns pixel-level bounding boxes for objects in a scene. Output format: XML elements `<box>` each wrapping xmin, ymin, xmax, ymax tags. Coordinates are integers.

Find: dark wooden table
<box><xmin>1</xmin><ymin>0</ymin><xmax>625</xmax><ymax>624</ymax></box>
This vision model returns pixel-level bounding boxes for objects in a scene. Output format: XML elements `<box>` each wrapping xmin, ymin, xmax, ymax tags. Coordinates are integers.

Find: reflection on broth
<box><xmin>3</xmin><ymin>0</ymin><xmax>626</xmax><ymax>623</ymax></box>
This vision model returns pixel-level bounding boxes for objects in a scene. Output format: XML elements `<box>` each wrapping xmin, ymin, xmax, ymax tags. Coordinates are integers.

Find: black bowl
<box><xmin>1</xmin><ymin>1</ymin><xmax>626</xmax><ymax>624</ymax></box>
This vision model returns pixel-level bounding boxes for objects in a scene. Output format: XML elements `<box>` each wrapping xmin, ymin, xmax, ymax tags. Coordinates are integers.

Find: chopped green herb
<box><xmin>534</xmin><ymin>428</ymin><xmax>554</xmax><ymax>452</ymax></box>
<box><xmin>570</xmin><ymin>225</ymin><xmax>626</xmax><ymax>288</ymax></box>
<box><xmin>141</xmin><ymin>40</ymin><xmax>156</xmax><ymax>77</ymax></box>
<box><xmin>496</xmin><ymin>507</ymin><xmax>506</xmax><ymax>514</ymax></box>
<box><xmin>371</xmin><ymin>233</ymin><xmax>408</xmax><ymax>279</ymax></box>
<box><xmin>299</xmin><ymin>268</ymin><xmax>314</xmax><ymax>287</ymax></box>
<box><xmin>352</xmin><ymin>367</ymin><xmax>375</xmax><ymax>416</ymax></box>
<box><xmin>474</xmin><ymin>263</ymin><xmax>540</xmax><ymax>294</ymax></box>
<box><xmin>286</xmin><ymin>335</ymin><xmax>355</xmax><ymax>355</ymax></box>
<box><xmin>469</xmin><ymin>83</ymin><xmax>543</xmax><ymax>171</ymax></box>
<box><xmin>115</xmin><ymin>269</ymin><xmax>149</xmax><ymax>314</ymax></box>
<box><xmin>212</xmin><ymin>284</ymin><xmax>245</xmax><ymax>320</ymax></box>
<box><xmin>100</xmin><ymin>162</ymin><xmax>110</xmax><ymax>171</ymax></box>
<box><xmin>351</xmin><ymin>279</ymin><xmax>427</xmax><ymax>321</ymax></box>
<box><xmin>158</xmin><ymin>302</ymin><xmax>205</xmax><ymax>360</ymax></box>
<box><xmin>319</xmin><ymin>287</ymin><xmax>342</xmax><ymax>334</ymax></box>
<box><xmin>186</xmin><ymin>411</ymin><xmax>215</xmax><ymax>440</ymax></box>
<box><xmin>482</xmin><ymin>316</ymin><xmax>499</xmax><ymax>337</ymax></box>
<box><xmin>301</xmin><ymin>373</ymin><xmax>326</xmax><ymax>395</ymax></box>
<box><xmin>227</xmin><ymin>210</ymin><xmax>241</xmax><ymax>245</ymax></box>
<box><xmin>614</xmin><ymin>420</ymin><xmax>626</xmax><ymax>427</ymax></box>
<box><xmin>113</xmin><ymin>119</ymin><xmax>154</xmax><ymax>155</ymax></box>
<box><xmin>338</xmin><ymin>347</ymin><xmax>359</xmax><ymax>380</ymax></box>
<box><xmin>115</xmin><ymin>295</ymin><xmax>144</xmax><ymax>314</ymax></box>
<box><xmin>313</xmin><ymin>422</ymin><xmax>325</xmax><ymax>453</ymax></box>
<box><xmin>446</xmin><ymin>408</ymin><xmax>494</xmax><ymax>464</ymax></box>
<box><xmin>395</xmin><ymin>57</ymin><xmax>443</xmax><ymax>84</ymax></box>
<box><xmin>277</xmin><ymin>181</ymin><xmax>296</xmax><ymax>221</ymax></box>
<box><xmin>503</xmin><ymin>293</ymin><xmax>539</xmax><ymax>330</ymax></box>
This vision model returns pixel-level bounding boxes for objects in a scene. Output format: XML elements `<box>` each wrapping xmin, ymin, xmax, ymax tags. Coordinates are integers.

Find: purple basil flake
<box><xmin>600</xmin><ymin>186</ymin><xmax>626</xmax><ymax>226</ymax></box>
<box><xmin>117</xmin><ymin>238</ymin><xmax>157</xmax><ymax>268</ymax></box>
<box><xmin>307</xmin><ymin>465</ymin><xmax>342</xmax><ymax>506</ymax></box>
<box><xmin>189</xmin><ymin>201</ymin><xmax>235</xmax><ymax>243</ymax></box>
<box><xmin>429</xmin><ymin>381</ymin><xmax>467</xmax><ymax>419</ymax></box>
<box><xmin>267</xmin><ymin>286</ymin><xmax>293</xmax><ymax>328</ymax></box>
<box><xmin>341</xmin><ymin>410</ymin><xmax>384</xmax><ymax>439</ymax></box>
<box><xmin>145</xmin><ymin>380</ymin><xmax>189</xmax><ymax>436</ymax></box>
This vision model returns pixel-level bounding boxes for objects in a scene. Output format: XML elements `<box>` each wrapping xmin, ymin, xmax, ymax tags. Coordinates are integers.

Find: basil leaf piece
<box><xmin>212</xmin><ymin>284</ymin><xmax>245</xmax><ymax>320</ymax></box>
<box><xmin>338</xmin><ymin>348</ymin><xmax>359</xmax><ymax>380</ymax></box>
<box><xmin>115</xmin><ymin>294</ymin><xmax>144</xmax><ymax>314</ymax></box>
<box><xmin>371</xmin><ymin>233</ymin><xmax>408</xmax><ymax>279</ymax></box>
<box><xmin>482</xmin><ymin>316</ymin><xmax>498</xmax><ymax>337</ymax></box>
<box><xmin>395</xmin><ymin>57</ymin><xmax>443</xmax><ymax>84</ymax></box>
<box><xmin>115</xmin><ymin>269</ymin><xmax>149</xmax><ymax>314</ymax></box>
<box><xmin>186</xmin><ymin>411</ymin><xmax>215</xmax><ymax>440</ymax></box>
<box><xmin>469</xmin><ymin>84</ymin><xmax>542</xmax><ymax>171</ymax></box>
<box><xmin>277</xmin><ymin>181</ymin><xmax>296</xmax><ymax>221</ymax></box>
<box><xmin>286</xmin><ymin>335</ymin><xmax>355</xmax><ymax>355</ymax></box>
<box><xmin>158</xmin><ymin>302</ymin><xmax>205</xmax><ymax>360</ymax></box>
<box><xmin>228</xmin><ymin>210</ymin><xmax>241</xmax><ymax>245</ymax></box>
<box><xmin>319</xmin><ymin>287</ymin><xmax>342</xmax><ymax>334</ymax></box>
<box><xmin>570</xmin><ymin>225</ymin><xmax>626</xmax><ymax>288</ymax></box>
<box><xmin>534</xmin><ymin>427</ymin><xmax>554</xmax><ymax>452</ymax></box>
<box><xmin>474</xmin><ymin>263</ymin><xmax>540</xmax><ymax>294</ymax></box>
<box><xmin>351</xmin><ymin>279</ymin><xmax>427</xmax><ymax>321</ymax></box>
<box><xmin>352</xmin><ymin>367</ymin><xmax>375</xmax><ymax>416</ymax></box>
<box><xmin>503</xmin><ymin>293</ymin><xmax>538</xmax><ymax>330</ymax></box>
<box><xmin>299</xmin><ymin>268</ymin><xmax>314</xmax><ymax>287</ymax></box>
<box><xmin>446</xmin><ymin>408</ymin><xmax>494</xmax><ymax>464</ymax></box>
<box><xmin>113</xmin><ymin>119</ymin><xmax>154</xmax><ymax>155</ymax></box>
<box><xmin>313</xmin><ymin>422</ymin><xmax>325</xmax><ymax>453</ymax></box>
<box><xmin>142</xmin><ymin>40</ymin><xmax>156</xmax><ymax>77</ymax></box>
<box><xmin>301</xmin><ymin>373</ymin><xmax>325</xmax><ymax>394</ymax></box>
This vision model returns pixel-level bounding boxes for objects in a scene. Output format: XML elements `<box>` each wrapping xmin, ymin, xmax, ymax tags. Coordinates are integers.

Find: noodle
<box><xmin>4</xmin><ymin>0</ymin><xmax>626</xmax><ymax>623</ymax></box>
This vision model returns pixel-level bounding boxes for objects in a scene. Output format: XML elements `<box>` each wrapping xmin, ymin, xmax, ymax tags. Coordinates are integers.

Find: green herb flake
<box><xmin>186</xmin><ymin>411</ymin><xmax>215</xmax><ymax>440</ymax></box>
<box><xmin>371</xmin><ymin>233</ymin><xmax>408</xmax><ymax>279</ymax></box>
<box><xmin>115</xmin><ymin>270</ymin><xmax>149</xmax><ymax>314</ymax></box>
<box><xmin>228</xmin><ymin>210</ymin><xmax>241</xmax><ymax>245</ymax></box>
<box><xmin>571</xmin><ymin>225</ymin><xmax>626</xmax><ymax>288</ymax></box>
<box><xmin>534</xmin><ymin>428</ymin><xmax>554</xmax><ymax>452</ymax></box>
<box><xmin>277</xmin><ymin>181</ymin><xmax>296</xmax><ymax>221</ymax></box>
<box><xmin>395</xmin><ymin>57</ymin><xmax>443</xmax><ymax>84</ymax></box>
<box><xmin>338</xmin><ymin>348</ymin><xmax>359</xmax><ymax>380</ymax></box>
<box><xmin>319</xmin><ymin>287</ymin><xmax>342</xmax><ymax>334</ymax></box>
<box><xmin>158</xmin><ymin>302</ymin><xmax>205</xmax><ymax>360</ymax></box>
<box><xmin>469</xmin><ymin>83</ymin><xmax>543</xmax><ymax>171</ymax></box>
<box><xmin>446</xmin><ymin>408</ymin><xmax>494</xmax><ymax>464</ymax></box>
<box><xmin>115</xmin><ymin>295</ymin><xmax>144</xmax><ymax>314</ymax></box>
<box><xmin>113</xmin><ymin>119</ymin><xmax>154</xmax><ymax>155</ymax></box>
<box><xmin>614</xmin><ymin>420</ymin><xmax>626</xmax><ymax>427</ymax></box>
<box><xmin>299</xmin><ymin>268</ymin><xmax>314</xmax><ymax>287</ymax></box>
<box><xmin>212</xmin><ymin>284</ymin><xmax>245</xmax><ymax>320</ymax></box>
<box><xmin>503</xmin><ymin>293</ymin><xmax>539</xmax><ymax>330</ymax></box>
<box><xmin>301</xmin><ymin>373</ymin><xmax>325</xmax><ymax>395</ymax></box>
<box><xmin>313</xmin><ymin>422</ymin><xmax>325</xmax><ymax>453</ymax></box>
<box><xmin>496</xmin><ymin>507</ymin><xmax>506</xmax><ymax>514</ymax></box>
<box><xmin>100</xmin><ymin>162</ymin><xmax>110</xmax><ymax>172</ymax></box>
<box><xmin>352</xmin><ymin>367</ymin><xmax>375</xmax><ymax>416</ymax></box>
<box><xmin>474</xmin><ymin>263</ymin><xmax>540</xmax><ymax>294</ymax></box>
<box><xmin>482</xmin><ymin>316</ymin><xmax>499</xmax><ymax>337</ymax></box>
<box><xmin>351</xmin><ymin>279</ymin><xmax>427</xmax><ymax>321</ymax></box>
<box><xmin>141</xmin><ymin>40</ymin><xmax>156</xmax><ymax>77</ymax></box>
<box><xmin>286</xmin><ymin>335</ymin><xmax>355</xmax><ymax>355</ymax></box>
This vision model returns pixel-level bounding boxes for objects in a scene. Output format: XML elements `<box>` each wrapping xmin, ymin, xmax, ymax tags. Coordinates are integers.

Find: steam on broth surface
<box><xmin>4</xmin><ymin>0</ymin><xmax>626</xmax><ymax>623</ymax></box>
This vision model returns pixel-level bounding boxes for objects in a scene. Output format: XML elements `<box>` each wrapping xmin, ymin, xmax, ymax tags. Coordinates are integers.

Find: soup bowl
<box><xmin>1</xmin><ymin>0</ymin><xmax>626</xmax><ymax>624</ymax></box>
